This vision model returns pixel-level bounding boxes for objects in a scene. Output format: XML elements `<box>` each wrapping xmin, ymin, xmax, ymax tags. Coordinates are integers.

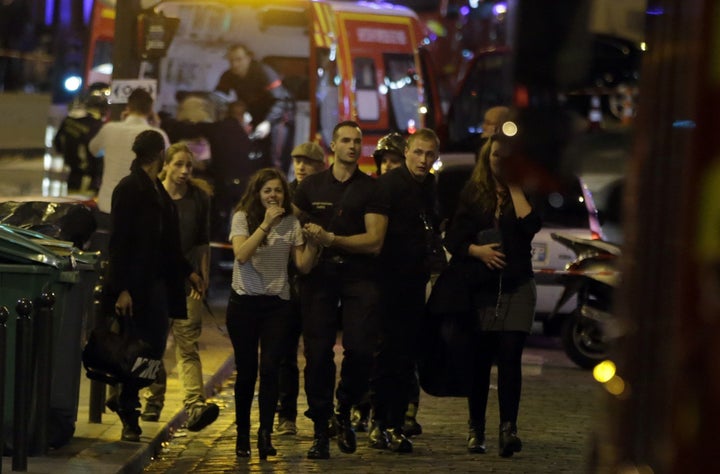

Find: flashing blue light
<box><xmin>63</xmin><ymin>75</ymin><xmax>83</xmax><ymax>93</ymax></box>
<box><xmin>493</xmin><ymin>3</ymin><xmax>508</xmax><ymax>15</ymax></box>
<box><xmin>672</xmin><ymin>120</ymin><xmax>696</xmax><ymax>129</ymax></box>
<box><xmin>646</xmin><ymin>7</ymin><xmax>664</xmax><ymax>15</ymax></box>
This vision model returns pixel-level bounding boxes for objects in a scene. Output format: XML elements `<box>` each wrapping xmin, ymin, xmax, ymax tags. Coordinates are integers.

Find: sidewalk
<box><xmin>1</xmin><ymin>287</ymin><xmax>235</xmax><ymax>474</ymax></box>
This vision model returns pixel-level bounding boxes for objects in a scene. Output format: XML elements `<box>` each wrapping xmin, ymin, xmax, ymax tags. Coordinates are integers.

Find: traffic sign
<box><xmin>109</xmin><ymin>79</ymin><xmax>157</xmax><ymax>104</ymax></box>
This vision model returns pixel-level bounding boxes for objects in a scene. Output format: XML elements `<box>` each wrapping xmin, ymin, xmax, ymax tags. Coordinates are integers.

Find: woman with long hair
<box><xmin>444</xmin><ymin>133</ymin><xmax>541</xmax><ymax>457</ymax></box>
<box><xmin>226</xmin><ymin>167</ymin><xmax>318</xmax><ymax>459</ymax></box>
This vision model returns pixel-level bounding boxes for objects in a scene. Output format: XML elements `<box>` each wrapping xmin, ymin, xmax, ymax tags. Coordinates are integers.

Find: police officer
<box><xmin>293</xmin><ymin>121</ymin><xmax>388</xmax><ymax>459</ymax></box>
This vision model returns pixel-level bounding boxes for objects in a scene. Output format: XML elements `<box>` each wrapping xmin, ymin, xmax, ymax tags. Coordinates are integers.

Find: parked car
<box><xmin>434</xmin><ymin>154</ymin><xmax>604</xmax><ymax>335</ymax></box>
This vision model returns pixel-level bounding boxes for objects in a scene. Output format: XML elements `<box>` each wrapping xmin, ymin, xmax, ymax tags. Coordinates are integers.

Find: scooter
<box><xmin>548</xmin><ymin>233</ymin><xmax>622</xmax><ymax>369</ymax></box>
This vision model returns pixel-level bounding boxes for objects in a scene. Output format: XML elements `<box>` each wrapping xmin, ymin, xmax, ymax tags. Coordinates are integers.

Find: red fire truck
<box><xmin>85</xmin><ymin>0</ymin><xmax>443</xmax><ymax>174</ymax></box>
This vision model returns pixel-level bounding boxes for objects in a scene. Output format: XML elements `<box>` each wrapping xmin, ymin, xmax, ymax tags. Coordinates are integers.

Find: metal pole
<box><xmin>12</xmin><ymin>298</ymin><xmax>33</xmax><ymax>472</ymax></box>
<box><xmin>31</xmin><ymin>292</ymin><xmax>55</xmax><ymax>456</ymax></box>
<box><xmin>0</xmin><ymin>306</ymin><xmax>9</xmax><ymax>474</ymax></box>
<box><xmin>88</xmin><ymin>282</ymin><xmax>105</xmax><ymax>424</ymax></box>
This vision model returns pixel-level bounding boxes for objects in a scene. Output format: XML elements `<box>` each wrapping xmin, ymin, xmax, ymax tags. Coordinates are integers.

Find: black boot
<box><xmin>118</xmin><ymin>409</ymin><xmax>142</xmax><ymax>442</ymax></box>
<box><xmin>387</xmin><ymin>428</ymin><xmax>413</xmax><ymax>453</ymax></box>
<box><xmin>335</xmin><ymin>411</ymin><xmax>357</xmax><ymax>454</ymax></box>
<box><xmin>257</xmin><ymin>429</ymin><xmax>277</xmax><ymax>460</ymax></box>
<box><xmin>368</xmin><ymin>421</ymin><xmax>389</xmax><ymax>449</ymax></box>
<box><xmin>467</xmin><ymin>421</ymin><xmax>486</xmax><ymax>454</ymax></box>
<box><xmin>236</xmin><ymin>432</ymin><xmax>250</xmax><ymax>458</ymax></box>
<box><xmin>499</xmin><ymin>421</ymin><xmax>522</xmax><ymax>457</ymax></box>
<box><xmin>307</xmin><ymin>428</ymin><xmax>331</xmax><ymax>460</ymax></box>
<box><xmin>403</xmin><ymin>403</ymin><xmax>423</xmax><ymax>437</ymax></box>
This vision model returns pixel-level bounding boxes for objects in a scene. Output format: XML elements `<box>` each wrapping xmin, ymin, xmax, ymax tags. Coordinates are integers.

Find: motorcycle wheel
<box><xmin>560</xmin><ymin>310</ymin><xmax>611</xmax><ymax>369</ymax></box>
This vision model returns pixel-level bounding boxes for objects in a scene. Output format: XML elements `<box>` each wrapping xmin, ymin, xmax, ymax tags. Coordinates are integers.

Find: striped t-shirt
<box><xmin>229</xmin><ymin>211</ymin><xmax>304</xmax><ymax>300</ymax></box>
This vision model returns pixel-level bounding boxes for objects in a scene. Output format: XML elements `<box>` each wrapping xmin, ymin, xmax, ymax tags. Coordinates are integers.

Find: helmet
<box><xmin>373</xmin><ymin>132</ymin><xmax>406</xmax><ymax>172</ymax></box>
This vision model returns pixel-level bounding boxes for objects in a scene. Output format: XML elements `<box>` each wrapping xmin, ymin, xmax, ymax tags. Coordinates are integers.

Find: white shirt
<box><xmin>89</xmin><ymin>115</ymin><xmax>169</xmax><ymax>213</ymax></box>
<box><xmin>229</xmin><ymin>211</ymin><xmax>304</xmax><ymax>300</ymax></box>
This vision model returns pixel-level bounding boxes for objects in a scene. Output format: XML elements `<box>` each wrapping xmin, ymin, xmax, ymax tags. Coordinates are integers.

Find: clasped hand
<box><xmin>480</xmin><ymin>243</ymin><xmax>506</xmax><ymax>270</ymax></box>
<box><xmin>303</xmin><ymin>223</ymin><xmax>334</xmax><ymax>247</ymax></box>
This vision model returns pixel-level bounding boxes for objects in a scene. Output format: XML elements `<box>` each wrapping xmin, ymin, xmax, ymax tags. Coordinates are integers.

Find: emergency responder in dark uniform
<box><xmin>292</xmin><ymin>121</ymin><xmax>388</xmax><ymax>460</ymax></box>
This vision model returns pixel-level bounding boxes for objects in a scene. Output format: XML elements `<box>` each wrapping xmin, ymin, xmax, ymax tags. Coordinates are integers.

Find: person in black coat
<box><xmin>104</xmin><ymin>129</ymin><xmax>203</xmax><ymax>442</ymax></box>
<box><xmin>370</xmin><ymin>128</ymin><xmax>441</xmax><ymax>453</ymax></box>
<box><xmin>443</xmin><ymin>133</ymin><xmax>541</xmax><ymax>457</ymax></box>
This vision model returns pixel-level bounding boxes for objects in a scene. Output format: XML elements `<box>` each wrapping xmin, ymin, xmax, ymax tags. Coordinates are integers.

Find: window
<box><xmin>316</xmin><ymin>48</ymin><xmax>339</xmax><ymax>146</ymax></box>
<box><xmin>354</xmin><ymin>57</ymin><xmax>379</xmax><ymax>122</ymax></box>
<box><xmin>385</xmin><ymin>53</ymin><xmax>421</xmax><ymax>132</ymax></box>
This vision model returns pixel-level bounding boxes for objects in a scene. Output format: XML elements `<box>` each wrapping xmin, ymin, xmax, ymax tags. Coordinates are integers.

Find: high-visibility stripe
<box><xmin>265</xmin><ymin>79</ymin><xmax>283</xmax><ymax>91</ymax></box>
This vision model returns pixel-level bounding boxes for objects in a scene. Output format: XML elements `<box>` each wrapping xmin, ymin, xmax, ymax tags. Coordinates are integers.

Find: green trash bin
<box><xmin>0</xmin><ymin>223</ymin><xmax>98</xmax><ymax>451</ymax></box>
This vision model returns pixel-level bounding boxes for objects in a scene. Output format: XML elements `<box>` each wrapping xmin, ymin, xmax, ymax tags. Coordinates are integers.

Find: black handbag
<box><xmin>82</xmin><ymin>315</ymin><xmax>162</xmax><ymax>387</ymax></box>
<box><xmin>417</xmin><ymin>306</ymin><xmax>474</xmax><ymax>397</ymax></box>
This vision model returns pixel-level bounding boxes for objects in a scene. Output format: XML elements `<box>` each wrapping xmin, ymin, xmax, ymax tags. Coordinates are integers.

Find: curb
<box><xmin>116</xmin><ymin>354</ymin><xmax>236</xmax><ymax>474</ymax></box>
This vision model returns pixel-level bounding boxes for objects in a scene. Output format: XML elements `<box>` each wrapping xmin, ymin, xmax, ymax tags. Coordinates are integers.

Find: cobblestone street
<box><xmin>145</xmin><ymin>342</ymin><xmax>603</xmax><ymax>473</ymax></box>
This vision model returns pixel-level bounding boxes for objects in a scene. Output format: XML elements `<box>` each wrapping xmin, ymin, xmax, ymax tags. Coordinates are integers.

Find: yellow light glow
<box><xmin>501</xmin><ymin>121</ymin><xmax>518</xmax><ymax>137</ymax></box>
<box><xmin>604</xmin><ymin>375</ymin><xmax>625</xmax><ymax>396</ymax></box>
<box><xmin>593</xmin><ymin>360</ymin><xmax>616</xmax><ymax>383</ymax></box>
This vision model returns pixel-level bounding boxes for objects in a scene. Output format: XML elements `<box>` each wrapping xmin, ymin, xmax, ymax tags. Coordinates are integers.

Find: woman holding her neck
<box><xmin>443</xmin><ymin>133</ymin><xmax>541</xmax><ymax>458</ymax></box>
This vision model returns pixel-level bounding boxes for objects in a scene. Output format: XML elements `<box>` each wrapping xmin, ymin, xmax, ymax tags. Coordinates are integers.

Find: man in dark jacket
<box><xmin>371</xmin><ymin>128</ymin><xmax>441</xmax><ymax>453</ymax></box>
<box><xmin>104</xmin><ymin>130</ymin><xmax>203</xmax><ymax>442</ymax></box>
<box><xmin>215</xmin><ymin>44</ymin><xmax>294</xmax><ymax>173</ymax></box>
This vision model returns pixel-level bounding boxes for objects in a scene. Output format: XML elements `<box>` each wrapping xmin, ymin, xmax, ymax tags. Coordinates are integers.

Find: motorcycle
<box><xmin>547</xmin><ymin>232</ymin><xmax>622</xmax><ymax>369</ymax></box>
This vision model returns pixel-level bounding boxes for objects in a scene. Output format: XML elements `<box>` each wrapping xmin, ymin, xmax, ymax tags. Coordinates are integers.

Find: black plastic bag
<box><xmin>81</xmin><ymin>315</ymin><xmax>162</xmax><ymax>387</ymax></box>
<box><xmin>0</xmin><ymin>200</ymin><xmax>96</xmax><ymax>248</ymax></box>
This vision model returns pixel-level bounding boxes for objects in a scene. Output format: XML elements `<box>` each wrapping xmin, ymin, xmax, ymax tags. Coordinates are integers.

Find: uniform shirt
<box><xmin>377</xmin><ymin>162</ymin><xmax>439</xmax><ymax>278</ymax></box>
<box><xmin>229</xmin><ymin>211</ymin><xmax>304</xmax><ymax>300</ymax></box>
<box><xmin>293</xmin><ymin>166</ymin><xmax>388</xmax><ymax>265</ymax></box>
<box><xmin>89</xmin><ymin>115</ymin><xmax>169</xmax><ymax>213</ymax></box>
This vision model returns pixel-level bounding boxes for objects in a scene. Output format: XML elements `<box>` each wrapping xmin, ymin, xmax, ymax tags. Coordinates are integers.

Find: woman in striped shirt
<box><xmin>226</xmin><ymin>167</ymin><xmax>318</xmax><ymax>460</ymax></box>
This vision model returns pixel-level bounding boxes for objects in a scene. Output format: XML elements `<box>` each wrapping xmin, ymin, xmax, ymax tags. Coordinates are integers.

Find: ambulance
<box><xmin>85</xmin><ymin>0</ymin><xmax>442</xmax><ymax>173</ymax></box>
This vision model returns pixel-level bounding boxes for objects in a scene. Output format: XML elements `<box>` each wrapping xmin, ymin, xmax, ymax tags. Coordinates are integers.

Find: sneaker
<box><xmin>276</xmin><ymin>418</ymin><xmax>298</xmax><ymax>436</ymax></box>
<box><xmin>140</xmin><ymin>404</ymin><xmax>162</xmax><ymax>422</ymax></box>
<box><xmin>187</xmin><ymin>403</ymin><xmax>220</xmax><ymax>432</ymax></box>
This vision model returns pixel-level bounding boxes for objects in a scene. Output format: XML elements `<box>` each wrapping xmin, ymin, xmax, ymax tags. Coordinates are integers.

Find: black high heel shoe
<box><xmin>236</xmin><ymin>433</ymin><xmax>250</xmax><ymax>458</ymax></box>
<box><xmin>257</xmin><ymin>429</ymin><xmax>277</xmax><ymax>460</ymax></box>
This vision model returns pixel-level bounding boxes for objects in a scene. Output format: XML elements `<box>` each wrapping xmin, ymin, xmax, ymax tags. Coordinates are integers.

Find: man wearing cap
<box><xmin>275</xmin><ymin>141</ymin><xmax>326</xmax><ymax>436</ymax></box>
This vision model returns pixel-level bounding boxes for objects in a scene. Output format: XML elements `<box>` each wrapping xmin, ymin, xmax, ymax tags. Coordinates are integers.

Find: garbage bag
<box><xmin>0</xmin><ymin>201</ymin><xmax>96</xmax><ymax>248</ymax></box>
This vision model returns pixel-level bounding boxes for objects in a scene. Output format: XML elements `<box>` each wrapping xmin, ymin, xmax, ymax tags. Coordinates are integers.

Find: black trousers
<box><xmin>467</xmin><ymin>330</ymin><xmax>527</xmax><ymax>426</ymax></box>
<box><xmin>300</xmin><ymin>263</ymin><xmax>380</xmax><ymax>427</ymax></box>
<box><xmin>118</xmin><ymin>279</ymin><xmax>170</xmax><ymax>412</ymax></box>
<box><xmin>277</xmin><ymin>282</ymin><xmax>302</xmax><ymax>422</ymax></box>
<box><xmin>371</xmin><ymin>276</ymin><xmax>427</xmax><ymax>429</ymax></box>
<box><xmin>226</xmin><ymin>293</ymin><xmax>291</xmax><ymax>433</ymax></box>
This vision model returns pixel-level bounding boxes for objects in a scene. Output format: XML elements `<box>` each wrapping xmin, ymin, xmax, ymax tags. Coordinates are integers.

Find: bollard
<box><xmin>12</xmin><ymin>298</ymin><xmax>33</xmax><ymax>472</ymax></box>
<box><xmin>0</xmin><ymin>306</ymin><xmax>9</xmax><ymax>474</ymax></box>
<box><xmin>31</xmin><ymin>292</ymin><xmax>55</xmax><ymax>456</ymax></box>
<box><xmin>88</xmin><ymin>280</ymin><xmax>105</xmax><ymax>424</ymax></box>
